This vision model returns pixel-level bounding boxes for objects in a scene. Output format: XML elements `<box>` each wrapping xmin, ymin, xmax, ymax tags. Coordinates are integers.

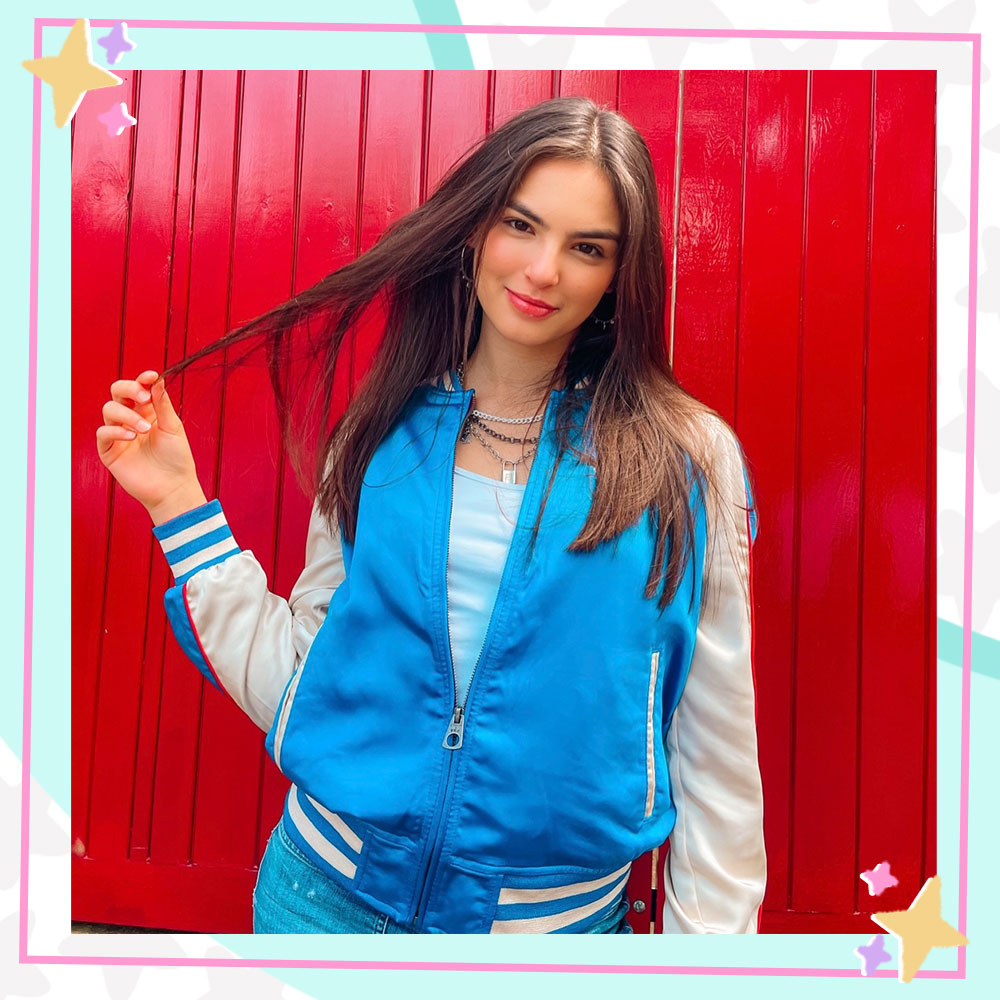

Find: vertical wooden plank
<box><xmin>856</xmin><ymin>69</ymin><xmax>936</xmax><ymax>914</ymax></box>
<box><xmin>789</xmin><ymin>71</ymin><xmax>870</xmax><ymax>915</ymax></box>
<box><xmin>71</xmin><ymin>68</ymin><xmax>137</xmax><ymax>865</ymax></box>
<box><xmin>293</xmin><ymin>72</ymin><xmax>364</xmax><ymax>288</ymax></box>
<box><xmin>149</xmin><ymin>71</ymin><xmax>241</xmax><ymax>866</ymax></box>
<box><xmin>491</xmin><ymin>71</ymin><xmax>554</xmax><ymax>129</ymax></box>
<box><xmin>737</xmin><ymin>69</ymin><xmax>809</xmax><ymax>920</ymax></box>
<box><xmin>130</xmin><ymin>71</ymin><xmax>201</xmax><ymax>860</ymax></box>
<box><xmin>619</xmin><ymin>71</ymin><xmax>680</xmax><ymax>379</ymax></box>
<box><xmin>425</xmin><ymin>71</ymin><xmax>490</xmax><ymax>198</ymax></box>
<box><xmin>190</xmin><ymin>70</ymin><xmax>300</xmax><ymax>868</ymax></box>
<box><xmin>671</xmin><ymin>70</ymin><xmax>745</xmax><ymax>418</ymax></box>
<box><xmin>87</xmin><ymin>71</ymin><xmax>185</xmax><ymax>860</ymax></box>
<box><xmin>358</xmin><ymin>71</ymin><xmax>425</xmax><ymax>254</ymax></box>
<box><xmin>557</xmin><ymin>70</ymin><xmax>618</xmax><ymax>108</ymax></box>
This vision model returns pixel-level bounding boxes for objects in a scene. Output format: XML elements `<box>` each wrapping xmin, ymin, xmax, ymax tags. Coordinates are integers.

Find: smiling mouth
<box><xmin>506</xmin><ymin>288</ymin><xmax>557</xmax><ymax>317</ymax></box>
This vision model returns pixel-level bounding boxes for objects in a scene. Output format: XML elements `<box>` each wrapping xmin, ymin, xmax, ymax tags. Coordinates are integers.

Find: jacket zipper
<box><xmin>411</xmin><ymin>380</ymin><xmax>554</xmax><ymax>929</ymax></box>
<box><xmin>411</xmin><ymin>387</ymin><xmax>474</xmax><ymax>927</ymax></box>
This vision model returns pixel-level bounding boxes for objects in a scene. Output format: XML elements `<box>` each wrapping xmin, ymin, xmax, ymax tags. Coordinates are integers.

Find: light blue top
<box><xmin>446</xmin><ymin>465</ymin><xmax>526</xmax><ymax>705</ymax></box>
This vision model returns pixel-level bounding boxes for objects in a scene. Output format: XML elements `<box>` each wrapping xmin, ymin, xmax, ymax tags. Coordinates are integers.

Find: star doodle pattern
<box><xmin>862</xmin><ymin>0</ymin><xmax>991</xmax><ymax>88</ymax></box>
<box><xmin>22</xmin><ymin>18</ymin><xmax>122</xmax><ymax>127</ymax></box>
<box><xmin>937</xmin><ymin>510</ymin><xmax>1000</xmax><ymax>635</ymax></box>
<box><xmin>940</xmin><ymin>367</ymin><xmax>1000</xmax><ymax>495</ymax></box>
<box><xmin>97</xmin><ymin>21</ymin><xmax>137</xmax><ymax>65</ymax></box>
<box><xmin>854</xmin><ymin>934</ymin><xmax>893</xmax><ymax>977</ymax></box>
<box><xmin>872</xmin><ymin>875</ymin><xmax>968</xmax><ymax>983</ymax></box>
<box><xmin>748</xmin><ymin>37</ymin><xmax>837</xmax><ymax>70</ymax></box>
<box><xmin>860</xmin><ymin>861</ymin><xmax>900</xmax><ymax>896</ymax></box>
<box><xmin>607</xmin><ymin>0</ymin><xmax>733</xmax><ymax>69</ymax></box>
<box><xmin>97</xmin><ymin>102</ymin><xmax>137</xmax><ymax>137</ymax></box>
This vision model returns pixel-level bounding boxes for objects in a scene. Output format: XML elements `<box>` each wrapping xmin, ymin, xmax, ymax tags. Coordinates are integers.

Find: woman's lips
<box><xmin>506</xmin><ymin>288</ymin><xmax>557</xmax><ymax>318</ymax></box>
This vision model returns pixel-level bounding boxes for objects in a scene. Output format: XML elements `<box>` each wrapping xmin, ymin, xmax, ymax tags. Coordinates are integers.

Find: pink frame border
<box><xmin>25</xmin><ymin>18</ymin><xmax>978</xmax><ymax>979</ymax></box>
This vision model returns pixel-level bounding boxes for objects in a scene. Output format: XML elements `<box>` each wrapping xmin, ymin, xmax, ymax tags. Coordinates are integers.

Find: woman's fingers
<box><xmin>102</xmin><ymin>398</ymin><xmax>154</xmax><ymax>432</ymax></box>
<box><xmin>96</xmin><ymin>423</ymin><xmax>137</xmax><ymax>456</ymax></box>
<box><xmin>149</xmin><ymin>378</ymin><xmax>183</xmax><ymax>434</ymax></box>
<box><xmin>110</xmin><ymin>377</ymin><xmax>154</xmax><ymax>407</ymax></box>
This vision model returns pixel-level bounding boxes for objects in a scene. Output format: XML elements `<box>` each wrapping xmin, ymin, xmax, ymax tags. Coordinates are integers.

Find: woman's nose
<box><xmin>524</xmin><ymin>244</ymin><xmax>560</xmax><ymax>287</ymax></box>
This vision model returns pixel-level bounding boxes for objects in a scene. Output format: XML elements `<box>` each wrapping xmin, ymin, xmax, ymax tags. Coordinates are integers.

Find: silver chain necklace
<box><xmin>456</xmin><ymin>362</ymin><xmax>544</xmax><ymax>424</ymax></box>
<box><xmin>465</xmin><ymin>421</ymin><xmax>537</xmax><ymax>485</ymax></box>
<box><xmin>456</xmin><ymin>361</ymin><xmax>544</xmax><ymax>484</ymax></box>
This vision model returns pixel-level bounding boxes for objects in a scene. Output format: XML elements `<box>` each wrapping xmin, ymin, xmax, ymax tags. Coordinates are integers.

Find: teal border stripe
<box><xmin>938</xmin><ymin>617</ymin><xmax>1000</xmax><ymax>679</ymax></box>
<box><xmin>414</xmin><ymin>0</ymin><xmax>473</xmax><ymax>68</ymax></box>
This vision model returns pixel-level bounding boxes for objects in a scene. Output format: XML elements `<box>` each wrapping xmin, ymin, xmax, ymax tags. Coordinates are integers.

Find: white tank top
<box><xmin>446</xmin><ymin>465</ymin><xmax>526</xmax><ymax>705</ymax></box>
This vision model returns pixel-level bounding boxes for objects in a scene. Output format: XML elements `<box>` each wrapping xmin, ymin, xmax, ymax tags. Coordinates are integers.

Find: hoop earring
<box><xmin>588</xmin><ymin>289</ymin><xmax>616</xmax><ymax>332</ymax></box>
<box><xmin>460</xmin><ymin>246</ymin><xmax>474</xmax><ymax>288</ymax></box>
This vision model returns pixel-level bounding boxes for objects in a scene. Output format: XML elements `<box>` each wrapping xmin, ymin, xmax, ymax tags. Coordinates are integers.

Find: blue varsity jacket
<box><xmin>152</xmin><ymin>374</ymin><xmax>765</xmax><ymax>934</ymax></box>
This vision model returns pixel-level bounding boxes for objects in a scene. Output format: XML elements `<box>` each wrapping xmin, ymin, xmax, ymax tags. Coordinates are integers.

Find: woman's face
<box><xmin>473</xmin><ymin>157</ymin><xmax>621</xmax><ymax>358</ymax></box>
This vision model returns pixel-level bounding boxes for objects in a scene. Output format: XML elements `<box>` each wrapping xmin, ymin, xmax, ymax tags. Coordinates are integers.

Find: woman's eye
<box><xmin>576</xmin><ymin>243</ymin><xmax>603</xmax><ymax>258</ymax></box>
<box><xmin>505</xmin><ymin>218</ymin><xmax>532</xmax><ymax>233</ymax></box>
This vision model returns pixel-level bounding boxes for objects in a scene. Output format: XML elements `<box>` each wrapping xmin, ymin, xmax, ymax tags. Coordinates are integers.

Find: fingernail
<box><xmin>124</xmin><ymin>429</ymin><xmax>136</xmax><ymax>438</ymax></box>
<box><xmin>137</xmin><ymin>390</ymin><xmax>151</xmax><ymax>402</ymax></box>
<box><xmin>136</xmin><ymin>419</ymin><xmax>151</xmax><ymax>432</ymax></box>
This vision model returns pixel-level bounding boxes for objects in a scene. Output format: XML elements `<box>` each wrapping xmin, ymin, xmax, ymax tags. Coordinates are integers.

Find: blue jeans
<box><xmin>253</xmin><ymin>820</ymin><xmax>634</xmax><ymax>934</ymax></box>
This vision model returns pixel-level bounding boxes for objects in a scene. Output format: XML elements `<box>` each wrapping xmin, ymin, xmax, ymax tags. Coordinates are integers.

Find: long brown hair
<box><xmin>159</xmin><ymin>96</ymin><xmax>755</xmax><ymax>615</ymax></box>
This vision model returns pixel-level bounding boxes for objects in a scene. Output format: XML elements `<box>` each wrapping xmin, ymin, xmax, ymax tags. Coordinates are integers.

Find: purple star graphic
<box><xmin>96</xmin><ymin>102</ymin><xmax>137</xmax><ymax>138</ymax></box>
<box><xmin>860</xmin><ymin>861</ymin><xmax>899</xmax><ymax>896</ymax></box>
<box><xmin>97</xmin><ymin>21</ymin><xmax>136</xmax><ymax>66</ymax></box>
<box><xmin>854</xmin><ymin>934</ymin><xmax>892</xmax><ymax>977</ymax></box>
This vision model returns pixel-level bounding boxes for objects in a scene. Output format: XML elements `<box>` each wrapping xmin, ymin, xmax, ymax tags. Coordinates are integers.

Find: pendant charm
<box><xmin>459</xmin><ymin>417</ymin><xmax>471</xmax><ymax>442</ymax></box>
<box><xmin>502</xmin><ymin>461</ymin><xmax>517</xmax><ymax>485</ymax></box>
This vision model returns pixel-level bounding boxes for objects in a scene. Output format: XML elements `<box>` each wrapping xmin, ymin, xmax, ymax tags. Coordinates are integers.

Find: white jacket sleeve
<box><xmin>152</xmin><ymin>497</ymin><xmax>346</xmax><ymax>733</ymax></box>
<box><xmin>660</xmin><ymin>420</ymin><xmax>766</xmax><ymax>933</ymax></box>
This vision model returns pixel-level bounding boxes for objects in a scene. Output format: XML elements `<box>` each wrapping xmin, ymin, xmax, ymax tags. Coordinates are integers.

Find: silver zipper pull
<box><xmin>442</xmin><ymin>706</ymin><xmax>465</xmax><ymax>750</ymax></box>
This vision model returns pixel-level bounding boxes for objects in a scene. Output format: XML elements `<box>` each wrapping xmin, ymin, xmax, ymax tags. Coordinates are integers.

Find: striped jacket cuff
<box><xmin>151</xmin><ymin>498</ymin><xmax>241</xmax><ymax>585</ymax></box>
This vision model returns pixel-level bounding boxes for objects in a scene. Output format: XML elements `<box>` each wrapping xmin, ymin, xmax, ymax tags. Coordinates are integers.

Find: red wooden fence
<box><xmin>71</xmin><ymin>69</ymin><xmax>936</xmax><ymax>934</ymax></box>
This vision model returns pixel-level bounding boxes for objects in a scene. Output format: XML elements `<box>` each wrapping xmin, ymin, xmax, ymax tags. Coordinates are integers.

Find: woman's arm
<box><xmin>152</xmin><ymin>497</ymin><xmax>346</xmax><ymax>733</ymax></box>
<box><xmin>660</xmin><ymin>419</ymin><xmax>766</xmax><ymax>933</ymax></box>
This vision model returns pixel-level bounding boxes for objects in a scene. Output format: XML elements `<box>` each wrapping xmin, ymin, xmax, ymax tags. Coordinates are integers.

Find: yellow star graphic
<box><xmin>872</xmin><ymin>875</ymin><xmax>968</xmax><ymax>983</ymax></box>
<box><xmin>22</xmin><ymin>18</ymin><xmax>122</xmax><ymax>128</ymax></box>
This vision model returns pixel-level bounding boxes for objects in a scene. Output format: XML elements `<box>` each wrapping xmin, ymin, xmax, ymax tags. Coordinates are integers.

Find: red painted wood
<box><xmin>790</xmin><ymin>71</ymin><xmax>871</xmax><ymax>914</ymax></box>
<box><xmin>490</xmin><ymin>71</ymin><xmax>554</xmax><ymax>129</ymax></box>
<box><xmin>736</xmin><ymin>70</ymin><xmax>808</xmax><ymax>916</ymax></box>
<box><xmin>425</xmin><ymin>71</ymin><xmax>490</xmax><ymax>198</ymax></box>
<box><xmin>149</xmin><ymin>70</ymin><xmax>241</xmax><ymax>867</ymax></box>
<box><xmin>294</xmin><ymin>71</ymin><xmax>364</xmax><ymax>286</ymax></box>
<box><xmin>855</xmin><ymin>69</ymin><xmax>936</xmax><ymax>914</ymax></box>
<box><xmin>358</xmin><ymin>71</ymin><xmax>425</xmax><ymax>254</ymax></box>
<box><xmin>618</xmin><ymin>71</ymin><xmax>680</xmax><ymax>380</ymax></box>
<box><xmin>130</xmin><ymin>71</ymin><xmax>203</xmax><ymax>861</ymax></box>
<box><xmin>557</xmin><ymin>71</ymin><xmax>618</xmax><ymax>108</ymax></box>
<box><xmin>87</xmin><ymin>71</ymin><xmax>186</xmax><ymax>862</ymax></box>
<box><xmin>672</xmin><ymin>71</ymin><xmax>745</xmax><ymax>413</ymax></box>
<box><xmin>74</xmin><ymin>856</ymin><xmax>253</xmax><ymax>932</ymax></box>
<box><xmin>72</xmin><ymin>69</ymin><xmax>936</xmax><ymax>934</ymax></box>
<box><xmin>71</xmin><ymin>67</ymin><xmax>136</xmax><ymax>865</ymax></box>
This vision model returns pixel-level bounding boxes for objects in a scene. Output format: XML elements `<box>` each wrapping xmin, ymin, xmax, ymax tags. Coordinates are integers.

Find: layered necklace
<box><xmin>456</xmin><ymin>361</ymin><xmax>544</xmax><ymax>485</ymax></box>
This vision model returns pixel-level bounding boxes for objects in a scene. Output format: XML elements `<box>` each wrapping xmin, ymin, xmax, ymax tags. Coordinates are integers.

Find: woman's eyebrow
<box><xmin>507</xmin><ymin>200</ymin><xmax>621</xmax><ymax>242</ymax></box>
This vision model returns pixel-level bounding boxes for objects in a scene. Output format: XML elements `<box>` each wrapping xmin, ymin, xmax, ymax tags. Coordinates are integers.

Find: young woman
<box><xmin>96</xmin><ymin>96</ymin><xmax>765</xmax><ymax>935</ymax></box>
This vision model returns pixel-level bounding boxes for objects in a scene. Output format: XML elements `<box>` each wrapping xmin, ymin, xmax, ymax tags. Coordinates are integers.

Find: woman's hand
<box><xmin>96</xmin><ymin>370</ymin><xmax>208</xmax><ymax>525</ymax></box>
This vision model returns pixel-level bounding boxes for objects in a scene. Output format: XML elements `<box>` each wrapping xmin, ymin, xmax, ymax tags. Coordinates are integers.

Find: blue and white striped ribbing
<box><xmin>151</xmin><ymin>499</ymin><xmax>240</xmax><ymax>585</ymax></box>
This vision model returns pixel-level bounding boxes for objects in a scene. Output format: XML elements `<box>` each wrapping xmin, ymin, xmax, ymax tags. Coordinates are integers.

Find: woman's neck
<box><xmin>462</xmin><ymin>333</ymin><xmax>564</xmax><ymax>417</ymax></box>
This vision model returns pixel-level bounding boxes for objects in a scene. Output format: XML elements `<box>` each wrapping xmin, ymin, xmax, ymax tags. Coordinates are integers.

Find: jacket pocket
<box><xmin>272</xmin><ymin>661</ymin><xmax>306</xmax><ymax>772</ymax></box>
<box><xmin>643</xmin><ymin>650</ymin><xmax>661</xmax><ymax>818</ymax></box>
